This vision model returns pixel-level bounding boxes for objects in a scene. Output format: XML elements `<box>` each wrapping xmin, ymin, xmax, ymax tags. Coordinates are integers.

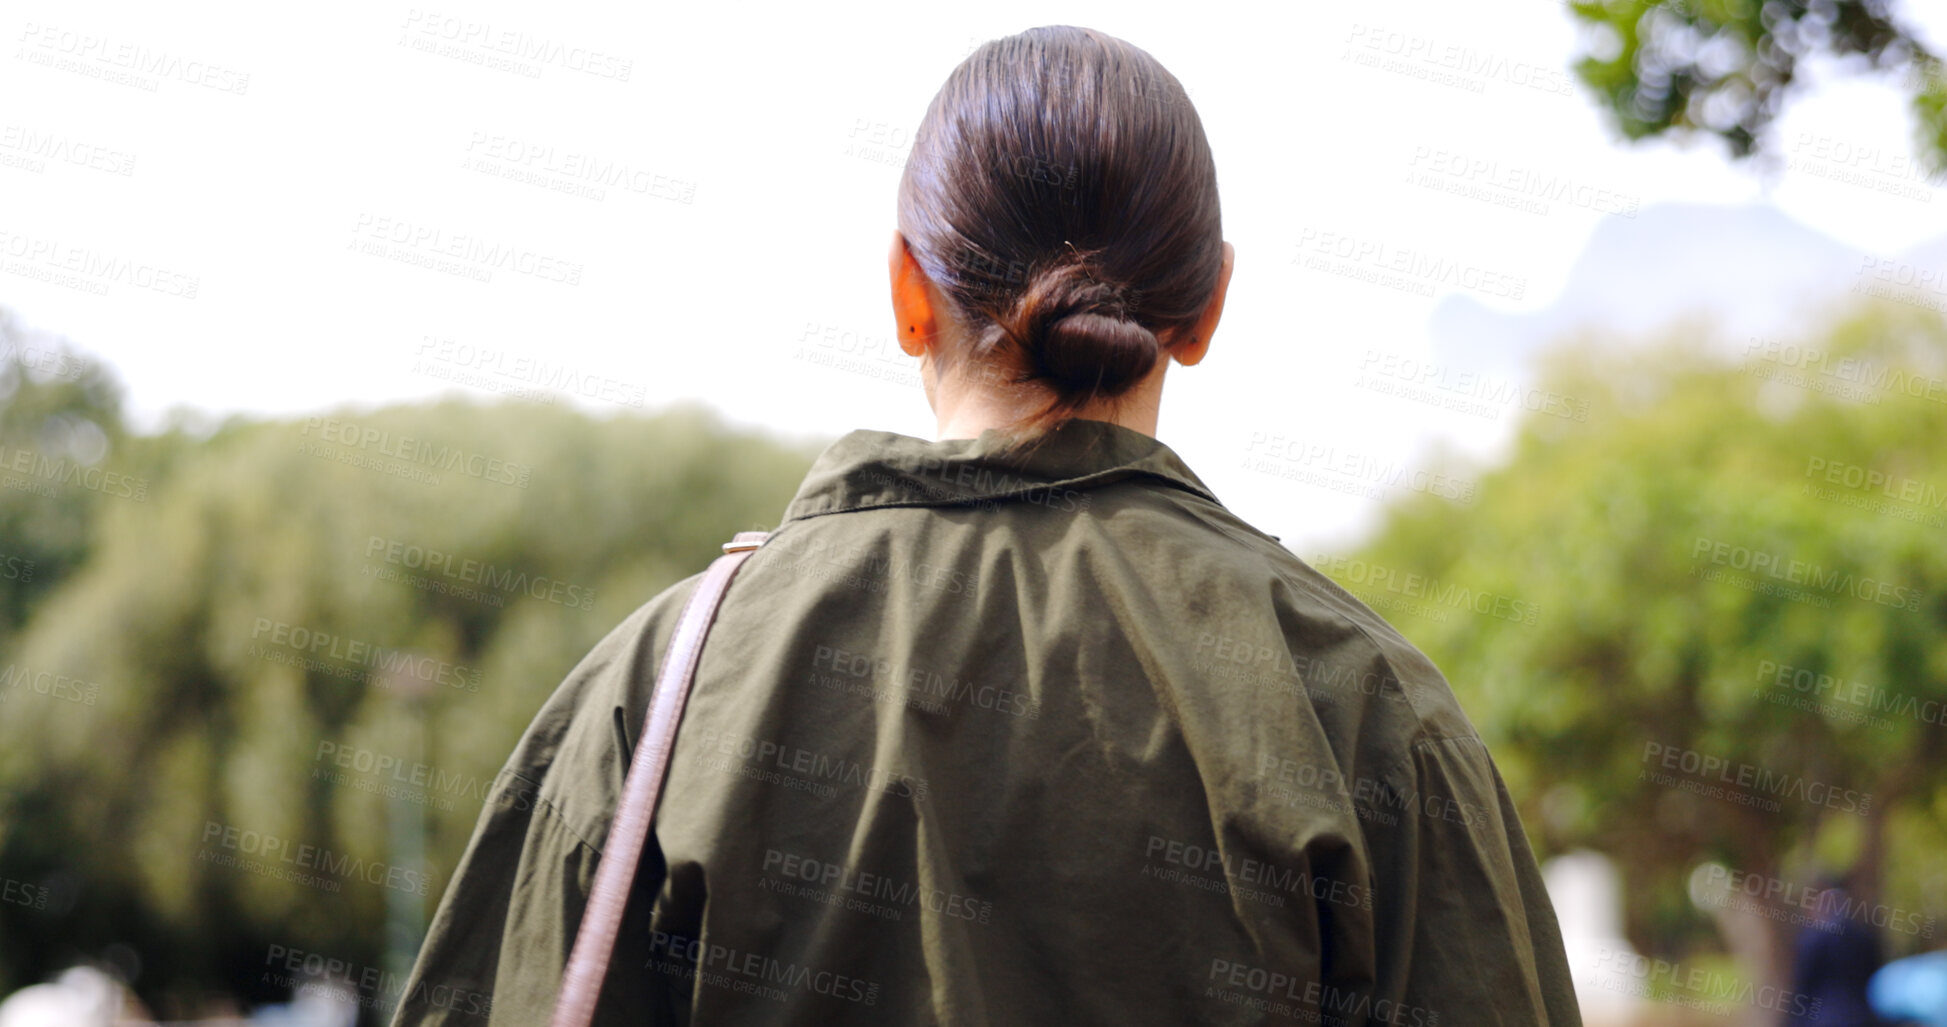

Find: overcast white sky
<box><xmin>6</xmin><ymin>0</ymin><xmax>1944</xmax><ymax>551</ymax></box>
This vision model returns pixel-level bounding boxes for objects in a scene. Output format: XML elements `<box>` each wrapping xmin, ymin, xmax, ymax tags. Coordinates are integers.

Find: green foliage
<box><xmin>0</xmin><ymin>313</ymin><xmax>127</xmax><ymax>645</ymax></box>
<box><xmin>1338</xmin><ymin>299</ymin><xmax>1947</xmax><ymax>961</ymax></box>
<box><xmin>0</xmin><ymin>376</ymin><xmax>817</xmax><ymax>1010</ymax></box>
<box><xmin>1568</xmin><ymin>0</ymin><xmax>1947</xmax><ymax>175</ymax></box>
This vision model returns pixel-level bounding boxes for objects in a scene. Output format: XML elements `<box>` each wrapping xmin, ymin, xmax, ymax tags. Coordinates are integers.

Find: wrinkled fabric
<box><xmin>391</xmin><ymin>418</ymin><xmax>1581</xmax><ymax>1026</ymax></box>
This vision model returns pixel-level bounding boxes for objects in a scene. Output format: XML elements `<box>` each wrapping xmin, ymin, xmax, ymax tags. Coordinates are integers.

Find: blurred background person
<box><xmin>1786</xmin><ymin>874</ymin><xmax>1887</xmax><ymax>1027</ymax></box>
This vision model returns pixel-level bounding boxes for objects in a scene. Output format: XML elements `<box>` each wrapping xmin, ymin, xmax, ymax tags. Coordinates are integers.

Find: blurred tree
<box><xmin>0</xmin><ymin>312</ymin><xmax>125</xmax><ymax>644</ymax></box>
<box><xmin>1333</xmin><ymin>299</ymin><xmax>1947</xmax><ymax>999</ymax></box>
<box><xmin>1568</xmin><ymin>0</ymin><xmax>1947</xmax><ymax>174</ymax></box>
<box><xmin>0</xmin><ymin>383</ymin><xmax>818</xmax><ymax>1018</ymax></box>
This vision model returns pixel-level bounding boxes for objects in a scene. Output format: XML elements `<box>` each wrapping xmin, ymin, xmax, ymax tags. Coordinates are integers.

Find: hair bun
<box><xmin>1005</xmin><ymin>261</ymin><xmax>1159</xmax><ymax>399</ymax></box>
<box><xmin>1036</xmin><ymin>309</ymin><xmax>1159</xmax><ymax>396</ymax></box>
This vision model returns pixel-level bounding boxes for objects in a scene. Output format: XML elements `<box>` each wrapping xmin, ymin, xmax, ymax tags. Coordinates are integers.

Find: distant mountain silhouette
<box><xmin>1428</xmin><ymin>203</ymin><xmax>1947</xmax><ymax>378</ymax></box>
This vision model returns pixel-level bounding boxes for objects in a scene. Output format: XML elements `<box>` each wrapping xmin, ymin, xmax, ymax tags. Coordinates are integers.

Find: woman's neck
<box><xmin>931</xmin><ymin>360</ymin><xmax>1167</xmax><ymax>441</ymax></box>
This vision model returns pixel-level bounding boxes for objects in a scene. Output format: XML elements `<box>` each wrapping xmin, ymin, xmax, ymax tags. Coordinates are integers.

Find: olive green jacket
<box><xmin>391</xmin><ymin>418</ymin><xmax>1581</xmax><ymax>1026</ymax></box>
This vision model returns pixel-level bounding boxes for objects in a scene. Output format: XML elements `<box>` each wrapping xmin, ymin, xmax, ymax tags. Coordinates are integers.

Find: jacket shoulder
<box><xmin>1160</xmin><ymin>492</ymin><xmax>1482</xmax><ymax>748</ymax></box>
<box><xmin>502</xmin><ymin>569</ymin><xmax>710</xmax><ymax>852</ymax></box>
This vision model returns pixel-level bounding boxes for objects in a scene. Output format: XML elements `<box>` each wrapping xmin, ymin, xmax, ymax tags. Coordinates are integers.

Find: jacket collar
<box><xmin>781</xmin><ymin>418</ymin><xmax>1224</xmax><ymax>522</ymax></box>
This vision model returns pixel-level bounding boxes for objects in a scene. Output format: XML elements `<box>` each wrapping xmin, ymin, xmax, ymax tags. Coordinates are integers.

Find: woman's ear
<box><xmin>889</xmin><ymin>231</ymin><xmax>939</xmax><ymax>358</ymax></box>
<box><xmin>1172</xmin><ymin>240</ymin><xmax>1233</xmax><ymax>367</ymax></box>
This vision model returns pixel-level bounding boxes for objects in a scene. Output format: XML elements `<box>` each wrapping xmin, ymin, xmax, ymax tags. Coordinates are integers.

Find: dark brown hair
<box><xmin>897</xmin><ymin>25</ymin><xmax>1223</xmax><ymax>436</ymax></box>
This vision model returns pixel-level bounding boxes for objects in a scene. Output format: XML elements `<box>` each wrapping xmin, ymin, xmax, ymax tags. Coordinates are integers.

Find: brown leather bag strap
<box><xmin>549</xmin><ymin>529</ymin><xmax>770</xmax><ymax>1027</ymax></box>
